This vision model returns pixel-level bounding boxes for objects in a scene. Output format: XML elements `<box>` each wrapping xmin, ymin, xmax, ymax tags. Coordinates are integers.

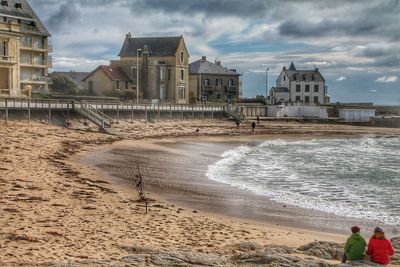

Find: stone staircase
<box><xmin>73</xmin><ymin>101</ymin><xmax>113</xmax><ymax>129</ymax></box>
<box><xmin>225</xmin><ymin>106</ymin><xmax>243</xmax><ymax>122</ymax></box>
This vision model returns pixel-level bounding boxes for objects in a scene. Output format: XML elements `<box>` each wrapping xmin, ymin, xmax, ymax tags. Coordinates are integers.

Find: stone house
<box><xmin>90</xmin><ymin>33</ymin><xmax>190</xmax><ymax>104</ymax></box>
<box><xmin>0</xmin><ymin>0</ymin><xmax>51</xmax><ymax>96</ymax></box>
<box><xmin>82</xmin><ymin>66</ymin><xmax>132</xmax><ymax>96</ymax></box>
<box><xmin>270</xmin><ymin>62</ymin><xmax>330</xmax><ymax>105</ymax></box>
<box><xmin>189</xmin><ymin>56</ymin><xmax>240</xmax><ymax>102</ymax></box>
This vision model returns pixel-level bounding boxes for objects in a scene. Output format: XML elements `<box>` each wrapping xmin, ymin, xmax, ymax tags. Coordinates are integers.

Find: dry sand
<box><xmin>0</xmin><ymin>119</ymin><xmax>399</xmax><ymax>266</ymax></box>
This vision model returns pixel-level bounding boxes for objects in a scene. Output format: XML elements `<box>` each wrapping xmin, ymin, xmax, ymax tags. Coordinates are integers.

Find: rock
<box><xmin>297</xmin><ymin>241</ymin><xmax>344</xmax><ymax>260</ymax></box>
<box><xmin>120</xmin><ymin>255</ymin><xmax>146</xmax><ymax>265</ymax></box>
<box><xmin>151</xmin><ymin>250</ymin><xmax>228</xmax><ymax>266</ymax></box>
<box><xmin>232</xmin><ymin>252</ymin><xmax>333</xmax><ymax>266</ymax></box>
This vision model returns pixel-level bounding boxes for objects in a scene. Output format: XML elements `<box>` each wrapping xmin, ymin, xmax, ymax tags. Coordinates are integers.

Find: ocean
<box><xmin>207</xmin><ymin>137</ymin><xmax>400</xmax><ymax>226</ymax></box>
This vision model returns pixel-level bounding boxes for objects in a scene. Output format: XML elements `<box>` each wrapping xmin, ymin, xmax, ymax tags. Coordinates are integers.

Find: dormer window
<box><xmin>15</xmin><ymin>3</ymin><xmax>22</xmax><ymax>8</ymax></box>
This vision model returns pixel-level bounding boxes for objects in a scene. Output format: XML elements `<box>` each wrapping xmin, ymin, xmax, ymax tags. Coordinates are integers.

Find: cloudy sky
<box><xmin>31</xmin><ymin>0</ymin><xmax>400</xmax><ymax>104</ymax></box>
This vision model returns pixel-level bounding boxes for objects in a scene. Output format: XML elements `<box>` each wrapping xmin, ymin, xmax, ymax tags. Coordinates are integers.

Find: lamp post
<box><xmin>266</xmin><ymin>67</ymin><xmax>269</xmax><ymax>101</ymax></box>
<box><xmin>136</xmin><ymin>48</ymin><xmax>142</xmax><ymax>104</ymax></box>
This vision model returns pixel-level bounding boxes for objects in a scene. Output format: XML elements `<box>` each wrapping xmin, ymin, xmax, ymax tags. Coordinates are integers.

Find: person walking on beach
<box><xmin>366</xmin><ymin>227</ymin><xmax>395</xmax><ymax>265</ymax></box>
<box><xmin>342</xmin><ymin>226</ymin><xmax>366</xmax><ymax>263</ymax></box>
<box><xmin>251</xmin><ymin>121</ymin><xmax>256</xmax><ymax>133</ymax></box>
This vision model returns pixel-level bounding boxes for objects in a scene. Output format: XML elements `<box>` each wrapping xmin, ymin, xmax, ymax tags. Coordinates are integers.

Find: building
<box><xmin>84</xmin><ymin>33</ymin><xmax>190</xmax><ymax>103</ymax></box>
<box><xmin>189</xmin><ymin>56</ymin><xmax>240</xmax><ymax>102</ymax></box>
<box><xmin>270</xmin><ymin>62</ymin><xmax>329</xmax><ymax>105</ymax></box>
<box><xmin>50</xmin><ymin>71</ymin><xmax>90</xmax><ymax>91</ymax></box>
<box><xmin>0</xmin><ymin>0</ymin><xmax>51</xmax><ymax>97</ymax></box>
<box><xmin>339</xmin><ymin>109</ymin><xmax>376</xmax><ymax>122</ymax></box>
<box><xmin>82</xmin><ymin>66</ymin><xmax>132</xmax><ymax>96</ymax></box>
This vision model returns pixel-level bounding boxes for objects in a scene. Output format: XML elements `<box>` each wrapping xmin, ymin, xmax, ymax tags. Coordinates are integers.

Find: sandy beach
<box><xmin>1</xmin><ymin>119</ymin><xmax>399</xmax><ymax>266</ymax></box>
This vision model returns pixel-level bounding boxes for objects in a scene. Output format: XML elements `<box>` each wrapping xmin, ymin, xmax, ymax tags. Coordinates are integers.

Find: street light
<box><xmin>136</xmin><ymin>48</ymin><xmax>142</xmax><ymax>104</ymax></box>
<box><xmin>266</xmin><ymin>67</ymin><xmax>270</xmax><ymax>102</ymax></box>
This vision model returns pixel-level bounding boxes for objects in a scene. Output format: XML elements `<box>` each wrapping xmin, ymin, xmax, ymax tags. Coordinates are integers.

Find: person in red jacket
<box><xmin>366</xmin><ymin>227</ymin><xmax>395</xmax><ymax>265</ymax></box>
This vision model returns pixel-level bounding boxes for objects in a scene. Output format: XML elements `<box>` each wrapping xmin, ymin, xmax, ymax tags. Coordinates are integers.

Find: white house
<box><xmin>270</xmin><ymin>62</ymin><xmax>330</xmax><ymax>105</ymax></box>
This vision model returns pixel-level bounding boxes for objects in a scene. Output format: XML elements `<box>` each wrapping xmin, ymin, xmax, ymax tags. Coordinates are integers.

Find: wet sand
<box><xmin>79</xmin><ymin>135</ymin><xmax>400</xmax><ymax>237</ymax></box>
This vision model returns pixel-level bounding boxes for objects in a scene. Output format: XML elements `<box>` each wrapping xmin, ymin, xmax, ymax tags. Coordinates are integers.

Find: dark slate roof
<box><xmin>284</xmin><ymin>69</ymin><xmax>325</xmax><ymax>82</ymax></box>
<box><xmin>189</xmin><ymin>59</ymin><xmax>240</xmax><ymax>76</ymax></box>
<box><xmin>0</xmin><ymin>0</ymin><xmax>50</xmax><ymax>36</ymax></box>
<box><xmin>83</xmin><ymin>66</ymin><xmax>131</xmax><ymax>81</ymax></box>
<box><xmin>288</xmin><ymin>62</ymin><xmax>296</xmax><ymax>71</ymax></box>
<box><xmin>270</xmin><ymin>87</ymin><xmax>289</xmax><ymax>93</ymax></box>
<box><xmin>118</xmin><ymin>36</ymin><xmax>182</xmax><ymax>57</ymax></box>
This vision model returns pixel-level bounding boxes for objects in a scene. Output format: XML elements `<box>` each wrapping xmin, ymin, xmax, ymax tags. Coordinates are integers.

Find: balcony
<box><xmin>227</xmin><ymin>86</ymin><xmax>237</xmax><ymax>92</ymax></box>
<box><xmin>20</xmin><ymin>25</ymin><xmax>41</xmax><ymax>34</ymax></box>
<box><xmin>20</xmin><ymin>41</ymin><xmax>51</xmax><ymax>52</ymax></box>
<box><xmin>21</xmin><ymin>75</ymin><xmax>47</xmax><ymax>83</ymax></box>
<box><xmin>20</xmin><ymin>58</ymin><xmax>52</xmax><ymax>68</ymax></box>
<box><xmin>0</xmin><ymin>55</ymin><xmax>16</xmax><ymax>64</ymax></box>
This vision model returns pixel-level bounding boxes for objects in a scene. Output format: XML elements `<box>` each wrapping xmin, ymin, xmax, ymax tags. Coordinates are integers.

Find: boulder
<box><xmin>297</xmin><ymin>241</ymin><xmax>344</xmax><ymax>260</ymax></box>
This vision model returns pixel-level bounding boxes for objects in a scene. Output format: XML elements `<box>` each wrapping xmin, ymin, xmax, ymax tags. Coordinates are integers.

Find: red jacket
<box><xmin>366</xmin><ymin>237</ymin><xmax>395</xmax><ymax>265</ymax></box>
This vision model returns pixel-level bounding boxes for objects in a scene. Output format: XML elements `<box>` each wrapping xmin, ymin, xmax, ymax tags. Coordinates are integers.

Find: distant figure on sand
<box><xmin>236</xmin><ymin>121</ymin><xmax>240</xmax><ymax>127</ymax></box>
<box><xmin>342</xmin><ymin>226</ymin><xmax>366</xmax><ymax>263</ymax></box>
<box><xmin>251</xmin><ymin>122</ymin><xmax>256</xmax><ymax>133</ymax></box>
<box><xmin>366</xmin><ymin>227</ymin><xmax>395</xmax><ymax>266</ymax></box>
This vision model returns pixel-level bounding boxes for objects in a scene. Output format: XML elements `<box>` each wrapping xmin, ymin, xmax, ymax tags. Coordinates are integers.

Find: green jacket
<box><xmin>344</xmin><ymin>233</ymin><xmax>367</xmax><ymax>261</ymax></box>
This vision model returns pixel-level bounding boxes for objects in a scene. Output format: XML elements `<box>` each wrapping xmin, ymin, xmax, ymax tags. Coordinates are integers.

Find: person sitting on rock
<box><xmin>366</xmin><ymin>227</ymin><xmax>395</xmax><ymax>266</ymax></box>
<box><xmin>342</xmin><ymin>226</ymin><xmax>367</xmax><ymax>263</ymax></box>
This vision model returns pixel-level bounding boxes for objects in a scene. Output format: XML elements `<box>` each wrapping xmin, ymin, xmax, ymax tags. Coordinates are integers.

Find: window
<box><xmin>228</xmin><ymin>79</ymin><xmax>234</xmax><ymax>87</ymax></box>
<box><xmin>160</xmin><ymin>68</ymin><xmax>165</xmax><ymax>80</ymax></box>
<box><xmin>168</xmin><ymin>69</ymin><xmax>171</xmax><ymax>81</ymax></box>
<box><xmin>204</xmin><ymin>79</ymin><xmax>210</xmax><ymax>86</ymax></box>
<box><xmin>1</xmin><ymin>40</ymin><xmax>7</xmax><ymax>56</ymax></box>
<box><xmin>314</xmin><ymin>84</ymin><xmax>319</xmax><ymax>92</ymax></box>
<box><xmin>283</xmin><ymin>75</ymin><xmax>286</xmax><ymax>81</ymax></box>
<box><xmin>296</xmin><ymin>84</ymin><xmax>301</xmax><ymax>92</ymax></box>
<box><xmin>314</xmin><ymin>96</ymin><xmax>319</xmax><ymax>104</ymax></box>
<box><xmin>179</xmin><ymin>86</ymin><xmax>186</xmax><ymax>100</ymax></box>
<box><xmin>115</xmin><ymin>81</ymin><xmax>120</xmax><ymax>90</ymax></box>
<box><xmin>88</xmin><ymin>81</ymin><xmax>94</xmax><ymax>95</ymax></box>
<box><xmin>180</xmin><ymin>69</ymin><xmax>184</xmax><ymax>80</ymax></box>
<box><xmin>295</xmin><ymin>96</ymin><xmax>301</xmax><ymax>102</ymax></box>
<box><xmin>305</xmin><ymin>84</ymin><xmax>310</xmax><ymax>92</ymax></box>
<box><xmin>215</xmin><ymin>78</ymin><xmax>219</xmax><ymax>86</ymax></box>
<box><xmin>305</xmin><ymin>96</ymin><xmax>310</xmax><ymax>103</ymax></box>
<box><xmin>125</xmin><ymin>81</ymin><xmax>129</xmax><ymax>90</ymax></box>
<box><xmin>180</xmin><ymin>51</ymin><xmax>184</xmax><ymax>63</ymax></box>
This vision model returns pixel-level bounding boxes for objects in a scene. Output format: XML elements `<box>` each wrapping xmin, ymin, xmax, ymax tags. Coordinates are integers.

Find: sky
<box><xmin>30</xmin><ymin>0</ymin><xmax>400</xmax><ymax>105</ymax></box>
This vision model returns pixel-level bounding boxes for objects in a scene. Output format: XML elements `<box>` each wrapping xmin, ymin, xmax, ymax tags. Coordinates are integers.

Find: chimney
<box><xmin>315</xmin><ymin>67</ymin><xmax>319</xmax><ymax>72</ymax></box>
<box><xmin>201</xmin><ymin>56</ymin><xmax>206</xmax><ymax>61</ymax></box>
<box><xmin>215</xmin><ymin>60</ymin><xmax>221</xmax><ymax>65</ymax></box>
<box><xmin>283</xmin><ymin>66</ymin><xmax>287</xmax><ymax>71</ymax></box>
<box><xmin>126</xmin><ymin>32</ymin><xmax>132</xmax><ymax>39</ymax></box>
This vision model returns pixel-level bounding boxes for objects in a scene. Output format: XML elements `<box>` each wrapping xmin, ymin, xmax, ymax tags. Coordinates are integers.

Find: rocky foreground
<box><xmin>15</xmin><ymin>238</ymin><xmax>398</xmax><ymax>266</ymax></box>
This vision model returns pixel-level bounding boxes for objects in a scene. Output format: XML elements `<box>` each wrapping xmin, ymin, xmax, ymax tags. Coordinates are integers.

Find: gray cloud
<box><xmin>46</xmin><ymin>2</ymin><xmax>81</xmax><ymax>33</ymax></box>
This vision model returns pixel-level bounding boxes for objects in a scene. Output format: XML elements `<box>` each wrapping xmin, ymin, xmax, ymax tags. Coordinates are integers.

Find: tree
<box><xmin>51</xmin><ymin>74</ymin><xmax>79</xmax><ymax>95</ymax></box>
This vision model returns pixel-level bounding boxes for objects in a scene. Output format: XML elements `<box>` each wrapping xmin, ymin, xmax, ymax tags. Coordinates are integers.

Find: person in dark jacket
<box><xmin>251</xmin><ymin>122</ymin><xmax>256</xmax><ymax>133</ymax></box>
<box><xmin>366</xmin><ymin>227</ymin><xmax>395</xmax><ymax>265</ymax></box>
<box><xmin>342</xmin><ymin>226</ymin><xmax>367</xmax><ymax>263</ymax></box>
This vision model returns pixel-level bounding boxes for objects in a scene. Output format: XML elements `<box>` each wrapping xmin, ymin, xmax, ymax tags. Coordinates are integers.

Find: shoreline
<box><xmin>73</xmin><ymin>133</ymin><xmax>400</xmax><ymax>238</ymax></box>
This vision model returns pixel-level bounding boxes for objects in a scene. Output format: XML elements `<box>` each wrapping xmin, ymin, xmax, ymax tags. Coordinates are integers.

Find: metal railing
<box><xmin>20</xmin><ymin>25</ymin><xmax>40</xmax><ymax>34</ymax></box>
<box><xmin>20</xmin><ymin>58</ymin><xmax>49</xmax><ymax>66</ymax></box>
<box><xmin>21</xmin><ymin>75</ymin><xmax>46</xmax><ymax>82</ymax></box>
<box><xmin>20</xmin><ymin>42</ymin><xmax>50</xmax><ymax>50</ymax></box>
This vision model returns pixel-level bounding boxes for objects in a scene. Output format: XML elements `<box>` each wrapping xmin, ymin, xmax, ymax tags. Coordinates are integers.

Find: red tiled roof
<box><xmin>99</xmin><ymin>65</ymin><xmax>130</xmax><ymax>81</ymax></box>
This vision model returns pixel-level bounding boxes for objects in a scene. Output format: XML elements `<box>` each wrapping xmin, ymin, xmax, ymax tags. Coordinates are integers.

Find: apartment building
<box><xmin>0</xmin><ymin>0</ymin><xmax>51</xmax><ymax>97</ymax></box>
<box><xmin>189</xmin><ymin>56</ymin><xmax>240</xmax><ymax>103</ymax></box>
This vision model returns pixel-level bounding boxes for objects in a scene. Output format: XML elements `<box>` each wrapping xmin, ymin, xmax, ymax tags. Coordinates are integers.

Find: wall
<box><xmin>338</xmin><ymin>109</ymin><xmax>375</xmax><ymax>122</ymax></box>
<box><xmin>83</xmin><ymin>69</ymin><xmax>114</xmax><ymax>96</ymax></box>
<box><xmin>267</xmin><ymin>105</ymin><xmax>328</xmax><ymax>118</ymax></box>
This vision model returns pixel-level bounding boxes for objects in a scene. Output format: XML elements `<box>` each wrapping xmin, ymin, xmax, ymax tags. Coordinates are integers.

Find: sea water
<box><xmin>206</xmin><ymin>137</ymin><xmax>400</xmax><ymax>226</ymax></box>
